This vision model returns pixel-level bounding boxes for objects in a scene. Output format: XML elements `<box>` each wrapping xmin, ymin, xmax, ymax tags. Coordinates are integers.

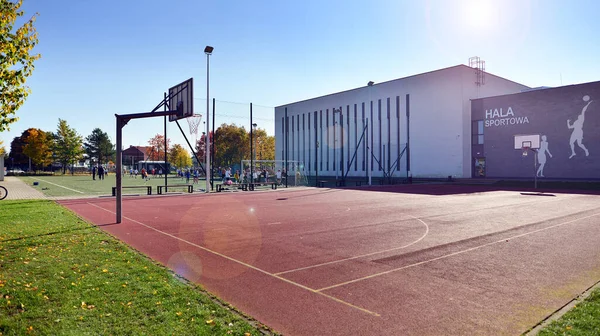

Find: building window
<box><xmin>471</xmin><ymin>120</ymin><xmax>484</xmax><ymax>145</ymax></box>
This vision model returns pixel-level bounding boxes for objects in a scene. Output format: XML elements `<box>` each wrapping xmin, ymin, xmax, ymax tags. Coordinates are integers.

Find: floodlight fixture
<box><xmin>204</xmin><ymin>46</ymin><xmax>214</xmax><ymax>54</ymax></box>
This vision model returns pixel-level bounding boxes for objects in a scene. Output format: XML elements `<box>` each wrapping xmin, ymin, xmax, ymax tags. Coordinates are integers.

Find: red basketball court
<box><xmin>59</xmin><ymin>185</ymin><xmax>600</xmax><ymax>335</ymax></box>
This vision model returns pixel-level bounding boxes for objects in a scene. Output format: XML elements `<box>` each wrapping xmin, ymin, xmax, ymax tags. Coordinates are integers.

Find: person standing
<box><xmin>92</xmin><ymin>165</ymin><xmax>96</xmax><ymax>180</ymax></box>
<box><xmin>276</xmin><ymin>169</ymin><xmax>282</xmax><ymax>185</ymax></box>
<box><xmin>98</xmin><ymin>165</ymin><xmax>104</xmax><ymax>180</ymax></box>
<box><xmin>536</xmin><ymin>135</ymin><xmax>553</xmax><ymax>177</ymax></box>
<box><xmin>193</xmin><ymin>169</ymin><xmax>199</xmax><ymax>184</ymax></box>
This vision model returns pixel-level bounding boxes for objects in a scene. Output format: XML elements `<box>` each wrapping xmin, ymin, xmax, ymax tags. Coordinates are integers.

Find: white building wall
<box><xmin>275</xmin><ymin>65</ymin><xmax>529</xmax><ymax>179</ymax></box>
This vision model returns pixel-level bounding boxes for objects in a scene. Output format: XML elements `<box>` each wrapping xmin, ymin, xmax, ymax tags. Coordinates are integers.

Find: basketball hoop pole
<box><xmin>534</xmin><ymin>149</ymin><xmax>537</xmax><ymax>189</ymax></box>
<box><xmin>115</xmin><ymin>109</ymin><xmax>181</xmax><ymax>223</ymax></box>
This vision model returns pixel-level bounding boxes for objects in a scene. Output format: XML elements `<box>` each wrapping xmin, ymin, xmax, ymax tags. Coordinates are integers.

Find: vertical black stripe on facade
<box><xmin>406</xmin><ymin>94</ymin><xmax>410</xmax><ymax>175</ymax></box>
<box><xmin>308</xmin><ymin>113</ymin><xmax>311</xmax><ymax>173</ymax></box>
<box><xmin>387</xmin><ymin>97</ymin><xmax>391</xmax><ymax>174</ymax></box>
<box><xmin>333</xmin><ymin>109</ymin><xmax>336</xmax><ymax>172</ymax></box>
<box><xmin>346</xmin><ymin>105</ymin><xmax>350</xmax><ymax>174</ymax></box>
<box><xmin>362</xmin><ymin>102</ymin><xmax>365</xmax><ymax>171</ymax></box>
<box><xmin>320</xmin><ymin>110</ymin><xmax>323</xmax><ymax>172</ymax></box>
<box><xmin>303</xmin><ymin>114</ymin><xmax>305</xmax><ymax>169</ymax></box>
<box><xmin>396</xmin><ymin>96</ymin><xmax>400</xmax><ymax>172</ymax></box>
<box><xmin>297</xmin><ymin>114</ymin><xmax>300</xmax><ymax>163</ymax></box>
<box><xmin>354</xmin><ymin>104</ymin><xmax>358</xmax><ymax>171</ymax></box>
<box><xmin>291</xmin><ymin>116</ymin><xmax>294</xmax><ymax>161</ymax></box>
<box><xmin>326</xmin><ymin>109</ymin><xmax>329</xmax><ymax>171</ymax></box>
<box><xmin>281</xmin><ymin>117</ymin><xmax>284</xmax><ymax>159</ymax></box>
<box><xmin>370</xmin><ymin>100</ymin><xmax>373</xmax><ymax>171</ymax></box>
<box><xmin>378</xmin><ymin>99</ymin><xmax>382</xmax><ymax>171</ymax></box>
<box><xmin>314</xmin><ymin>111</ymin><xmax>318</xmax><ymax>172</ymax></box>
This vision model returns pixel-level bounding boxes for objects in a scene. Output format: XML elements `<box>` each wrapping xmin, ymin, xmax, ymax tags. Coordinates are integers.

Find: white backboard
<box><xmin>514</xmin><ymin>134</ymin><xmax>540</xmax><ymax>149</ymax></box>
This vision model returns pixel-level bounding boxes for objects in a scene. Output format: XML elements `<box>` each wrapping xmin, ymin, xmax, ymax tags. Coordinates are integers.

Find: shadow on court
<box><xmin>340</xmin><ymin>183</ymin><xmax>600</xmax><ymax>196</ymax></box>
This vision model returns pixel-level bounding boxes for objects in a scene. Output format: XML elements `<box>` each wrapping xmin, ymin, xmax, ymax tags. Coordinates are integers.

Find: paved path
<box><xmin>1</xmin><ymin>176</ymin><xmax>45</xmax><ymax>200</ymax></box>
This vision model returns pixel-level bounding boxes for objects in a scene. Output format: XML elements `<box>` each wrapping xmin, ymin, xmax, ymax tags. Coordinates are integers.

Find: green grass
<box><xmin>18</xmin><ymin>174</ymin><xmax>205</xmax><ymax>197</ymax></box>
<box><xmin>0</xmin><ymin>200</ymin><xmax>267</xmax><ymax>335</ymax></box>
<box><xmin>538</xmin><ymin>287</ymin><xmax>600</xmax><ymax>335</ymax></box>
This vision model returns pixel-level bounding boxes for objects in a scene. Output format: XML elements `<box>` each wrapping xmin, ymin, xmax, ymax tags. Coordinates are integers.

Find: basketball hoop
<box><xmin>522</xmin><ymin>146</ymin><xmax>529</xmax><ymax>157</ymax></box>
<box><xmin>186</xmin><ymin>114</ymin><xmax>202</xmax><ymax>143</ymax></box>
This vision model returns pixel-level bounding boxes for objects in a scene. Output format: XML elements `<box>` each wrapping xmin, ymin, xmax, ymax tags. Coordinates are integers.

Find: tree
<box><xmin>0</xmin><ymin>139</ymin><xmax>5</xmax><ymax>156</ymax></box>
<box><xmin>0</xmin><ymin>0</ymin><xmax>41</xmax><ymax>131</ymax></box>
<box><xmin>147</xmin><ymin>134</ymin><xmax>170</xmax><ymax>161</ymax></box>
<box><xmin>84</xmin><ymin>128</ymin><xmax>114</xmax><ymax>164</ymax></box>
<box><xmin>168</xmin><ymin>144</ymin><xmax>192</xmax><ymax>168</ymax></box>
<box><xmin>252</xmin><ymin>128</ymin><xmax>275</xmax><ymax>161</ymax></box>
<box><xmin>22</xmin><ymin>128</ymin><xmax>52</xmax><ymax>170</ymax></box>
<box><xmin>54</xmin><ymin>119</ymin><xmax>84</xmax><ymax>174</ymax></box>
<box><xmin>194</xmin><ymin>131</ymin><xmax>213</xmax><ymax>161</ymax></box>
<box><xmin>213</xmin><ymin>123</ymin><xmax>249</xmax><ymax>168</ymax></box>
<box><xmin>8</xmin><ymin>128</ymin><xmax>33</xmax><ymax>166</ymax></box>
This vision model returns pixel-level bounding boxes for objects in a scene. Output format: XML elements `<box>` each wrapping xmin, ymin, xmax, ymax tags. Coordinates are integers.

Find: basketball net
<box><xmin>186</xmin><ymin>114</ymin><xmax>203</xmax><ymax>144</ymax></box>
<box><xmin>522</xmin><ymin>147</ymin><xmax>529</xmax><ymax>157</ymax></box>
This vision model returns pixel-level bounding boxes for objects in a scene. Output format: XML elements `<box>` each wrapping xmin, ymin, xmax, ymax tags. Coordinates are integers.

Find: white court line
<box><xmin>267</xmin><ymin>222</ymin><xmax>282</xmax><ymax>225</ymax></box>
<box><xmin>86</xmin><ymin>202</ymin><xmax>379</xmax><ymax>317</ymax></box>
<box><xmin>33</xmin><ymin>177</ymin><xmax>84</xmax><ymax>194</ymax></box>
<box><xmin>316</xmin><ymin>211</ymin><xmax>600</xmax><ymax>292</ymax></box>
<box><xmin>275</xmin><ymin>215</ymin><xmax>429</xmax><ymax>275</ymax></box>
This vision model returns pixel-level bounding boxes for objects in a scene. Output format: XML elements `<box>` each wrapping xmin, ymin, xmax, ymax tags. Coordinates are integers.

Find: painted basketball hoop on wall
<box><xmin>514</xmin><ymin>134</ymin><xmax>540</xmax><ymax>157</ymax></box>
<box><xmin>521</xmin><ymin>141</ymin><xmax>531</xmax><ymax>156</ymax></box>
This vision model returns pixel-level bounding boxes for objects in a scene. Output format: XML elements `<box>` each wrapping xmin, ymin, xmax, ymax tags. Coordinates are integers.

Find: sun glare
<box><xmin>463</xmin><ymin>0</ymin><xmax>495</xmax><ymax>30</ymax></box>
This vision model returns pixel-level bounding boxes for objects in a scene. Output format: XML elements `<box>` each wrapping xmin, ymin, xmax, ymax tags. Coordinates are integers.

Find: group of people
<box><xmin>91</xmin><ymin>165</ymin><xmax>108</xmax><ymax>180</ymax></box>
<box><xmin>217</xmin><ymin>167</ymin><xmax>287</xmax><ymax>185</ymax></box>
<box><xmin>177</xmin><ymin>168</ymin><xmax>201</xmax><ymax>184</ymax></box>
<box><xmin>128</xmin><ymin>167</ymin><xmax>164</xmax><ymax>179</ymax></box>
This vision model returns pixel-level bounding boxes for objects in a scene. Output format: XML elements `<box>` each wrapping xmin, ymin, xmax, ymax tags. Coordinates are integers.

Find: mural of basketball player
<box><xmin>567</xmin><ymin>95</ymin><xmax>592</xmax><ymax>159</ymax></box>
<box><xmin>536</xmin><ymin>135</ymin><xmax>552</xmax><ymax>177</ymax></box>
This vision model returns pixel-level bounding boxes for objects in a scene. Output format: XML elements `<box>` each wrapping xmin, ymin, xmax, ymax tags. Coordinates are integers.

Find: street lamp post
<box><xmin>204</xmin><ymin>45</ymin><xmax>213</xmax><ymax>193</ymax></box>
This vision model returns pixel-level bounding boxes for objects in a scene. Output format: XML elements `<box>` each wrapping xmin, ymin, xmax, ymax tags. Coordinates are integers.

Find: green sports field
<box><xmin>18</xmin><ymin>174</ymin><xmax>207</xmax><ymax>197</ymax></box>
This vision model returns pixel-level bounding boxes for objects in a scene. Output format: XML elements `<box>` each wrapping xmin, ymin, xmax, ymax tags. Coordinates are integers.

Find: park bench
<box><xmin>112</xmin><ymin>186</ymin><xmax>152</xmax><ymax>196</ymax></box>
<box><xmin>216</xmin><ymin>183</ymin><xmax>248</xmax><ymax>192</ymax></box>
<box><xmin>157</xmin><ymin>184</ymin><xmax>194</xmax><ymax>194</ymax></box>
<box><xmin>318</xmin><ymin>180</ymin><xmax>328</xmax><ymax>188</ymax></box>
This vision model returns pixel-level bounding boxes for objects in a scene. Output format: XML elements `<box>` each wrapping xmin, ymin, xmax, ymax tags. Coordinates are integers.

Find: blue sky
<box><xmin>2</xmin><ymin>0</ymin><xmax>599</xmax><ymax>153</ymax></box>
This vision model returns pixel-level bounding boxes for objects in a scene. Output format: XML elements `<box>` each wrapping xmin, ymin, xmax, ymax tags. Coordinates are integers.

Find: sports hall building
<box><xmin>274</xmin><ymin>64</ymin><xmax>600</xmax><ymax>180</ymax></box>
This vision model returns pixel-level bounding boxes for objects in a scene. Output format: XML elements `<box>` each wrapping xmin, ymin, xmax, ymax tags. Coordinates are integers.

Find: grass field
<box><xmin>538</xmin><ymin>287</ymin><xmax>600</xmax><ymax>335</ymax></box>
<box><xmin>18</xmin><ymin>174</ymin><xmax>206</xmax><ymax>197</ymax></box>
<box><xmin>0</xmin><ymin>200</ymin><xmax>266</xmax><ymax>335</ymax></box>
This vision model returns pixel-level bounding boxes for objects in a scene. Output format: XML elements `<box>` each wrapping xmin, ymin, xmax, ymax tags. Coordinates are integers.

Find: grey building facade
<box><xmin>471</xmin><ymin>81</ymin><xmax>600</xmax><ymax>179</ymax></box>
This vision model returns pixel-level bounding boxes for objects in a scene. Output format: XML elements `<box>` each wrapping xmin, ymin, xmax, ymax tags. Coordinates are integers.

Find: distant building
<box><xmin>275</xmin><ymin>65</ymin><xmax>528</xmax><ymax>179</ymax></box>
<box><xmin>276</xmin><ymin>64</ymin><xmax>600</xmax><ymax>180</ymax></box>
<box><xmin>122</xmin><ymin>146</ymin><xmax>150</xmax><ymax>167</ymax></box>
